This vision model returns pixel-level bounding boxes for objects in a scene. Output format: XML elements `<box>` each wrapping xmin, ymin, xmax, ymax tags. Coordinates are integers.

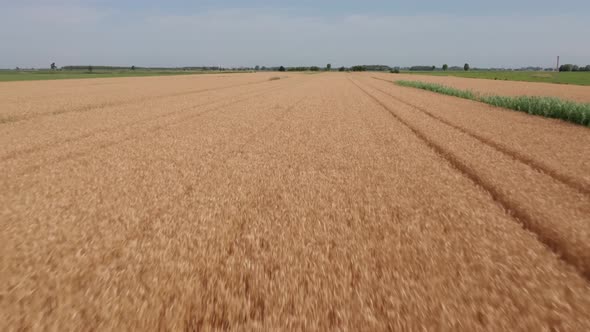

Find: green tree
<box><xmin>338</xmin><ymin>66</ymin><xmax>345</xmax><ymax>72</ymax></box>
<box><xmin>278</xmin><ymin>66</ymin><xmax>286</xmax><ymax>72</ymax></box>
<box><xmin>410</xmin><ymin>66</ymin><xmax>436</xmax><ymax>71</ymax></box>
<box><xmin>255</xmin><ymin>65</ymin><xmax>260</xmax><ymax>71</ymax></box>
<box><xmin>464</xmin><ymin>63</ymin><xmax>470</xmax><ymax>71</ymax></box>
<box><xmin>326</xmin><ymin>63</ymin><xmax>331</xmax><ymax>71</ymax></box>
<box><xmin>88</xmin><ymin>65</ymin><xmax>93</xmax><ymax>73</ymax></box>
<box><xmin>442</xmin><ymin>64</ymin><xmax>448</xmax><ymax>71</ymax></box>
<box><xmin>50</xmin><ymin>62</ymin><xmax>57</xmax><ymax>70</ymax></box>
<box><xmin>559</xmin><ymin>64</ymin><xmax>573</xmax><ymax>72</ymax></box>
<box><xmin>131</xmin><ymin>65</ymin><xmax>136</xmax><ymax>70</ymax></box>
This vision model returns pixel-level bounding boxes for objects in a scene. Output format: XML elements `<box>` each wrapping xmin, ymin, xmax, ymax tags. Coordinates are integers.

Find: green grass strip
<box><xmin>396</xmin><ymin>80</ymin><xmax>590</xmax><ymax>127</ymax></box>
<box><xmin>396</xmin><ymin>80</ymin><xmax>477</xmax><ymax>99</ymax></box>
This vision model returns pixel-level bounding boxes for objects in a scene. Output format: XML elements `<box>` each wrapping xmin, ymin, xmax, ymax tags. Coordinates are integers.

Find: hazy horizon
<box><xmin>1</xmin><ymin>0</ymin><xmax>589</xmax><ymax>69</ymax></box>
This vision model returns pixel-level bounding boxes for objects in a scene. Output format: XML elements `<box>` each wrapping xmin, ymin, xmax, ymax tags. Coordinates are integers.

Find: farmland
<box><xmin>380</xmin><ymin>72</ymin><xmax>590</xmax><ymax>103</ymax></box>
<box><xmin>405</xmin><ymin>70</ymin><xmax>590</xmax><ymax>86</ymax></box>
<box><xmin>0</xmin><ymin>69</ymin><xmax>248</xmax><ymax>82</ymax></box>
<box><xmin>2</xmin><ymin>73</ymin><xmax>590</xmax><ymax>330</ymax></box>
<box><xmin>393</xmin><ymin>80</ymin><xmax>590</xmax><ymax>126</ymax></box>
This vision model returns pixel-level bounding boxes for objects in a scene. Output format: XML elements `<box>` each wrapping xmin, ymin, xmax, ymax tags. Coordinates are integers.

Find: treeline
<box><xmin>61</xmin><ymin>66</ymin><xmax>226</xmax><ymax>71</ymax></box>
<box><xmin>278</xmin><ymin>64</ymin><xmax>392</xmax><ymax>72</ymax></box>
<box><xmin>409</xmin><ymin>66</ymin><xmax>436</xmax><ymax>71</ymax></box>
<box><xmin>286</xmin><ymin>66</ymin><xmax>322</xmax><ymax>71</ymax></box>
<box><xmin>559</xmin><ymin>64</ymin><xmax>590</xmax><ymax>72</ymax></box>
<box><xmin>41</xmin><ymin>64</ymin><xmax>590</xmax><ymax>73</ymax></box>
<box><xmin>62</xmin><ymin>66</ymin><xmax>134</xmax><ymax>70</ymax></box>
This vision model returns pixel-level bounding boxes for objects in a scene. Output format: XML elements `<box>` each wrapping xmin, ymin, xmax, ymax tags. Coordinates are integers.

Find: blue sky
<box><xmin>1</xmin><ymin>0</ymin><xmax>589</xmax><ymax>68</ymax></box>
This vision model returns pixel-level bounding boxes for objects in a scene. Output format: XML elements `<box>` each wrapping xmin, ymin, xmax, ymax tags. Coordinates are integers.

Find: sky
<box><xmin>1</xmin><ymin>0</ymin><xmax>589</xmax><ymax>68</ymax></box>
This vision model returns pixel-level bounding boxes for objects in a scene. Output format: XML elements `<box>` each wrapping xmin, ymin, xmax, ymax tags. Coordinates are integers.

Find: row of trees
<box><xmin>50</xmin><ymin>61</ymin><xmax>473</xmax><ymax>73</ymax></box>
<box><xmin>48</xmin><ymin>62</ymin><xmax>590</xmax><ymax>73</ymax></box>
<box><xmin>409</xmin><ymin>66</ymin><xmax>436</xmax><ymax>71</ymax></box>
<box><xmin>60</xmin><ymin>65</ymin><xmax>230</xmax><ymax>71</ymax></box>
<box><xmin>410</xmin><ymin>64</ymin><xmax>470</xmax><ymax>71</ymax></box>
<box><xmin>559</xmin><ymin>64</ymin><xmax>590</xmax><ymax>72</ymax></box>
<box><xmin>407</xmin><ymin>63</ymin><xmax>590</xmax><ymax>72</ymax></box>
<box><xmin>278</xmin><ymin>64</ymin><xmax>332</xmax><ymax>72</ymax></box>
<box><xmin>274</xmin><ymin>63</ymin><xmax>590</xmax><ymax>72</ymax></box>
<box><xmin>276</xmin><ymin>63</ymin><xmax>472</xmax><ymax>72</ymax></box>
<box><xmin>277</xmin><ymin>64</ymin><xmax>389</xmax><ymax>72</ymax></box>
<box><xmin>282</xmin><ymin>66</ymin><xmax>323</xmax><ymax>71</ymax></box>
<box><xmin>51</xmin><ymin>64</ymin><xmax>95</xmax><ymax>72</ymax></box>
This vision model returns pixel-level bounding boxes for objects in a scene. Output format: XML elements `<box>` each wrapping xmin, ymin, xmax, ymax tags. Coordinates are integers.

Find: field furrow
<box><xmin>365</xmin><ymin>75</ymin><xmax>590</xmax><ymax>191</ymax></box>
<box><xmin>350</xmin><ymin>77</ymin><xmax>590</xmax><ymax>278</ymax></box>
<box><xmin>0</xmin><ymin>73</ymin><xmax>287</xmax><ymax>123</ymax></box>
<box><xmin>0</xmin><ymin>78</ymin><xmax>307</xmax><ymax>174</ymax></box>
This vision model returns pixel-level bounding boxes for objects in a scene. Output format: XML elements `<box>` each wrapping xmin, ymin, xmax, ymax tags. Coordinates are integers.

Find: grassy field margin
<box><xmin>404</xmin><ymin>71</ymin><xmax>590</xmax><ymax>86</ymax></box>
<box><xmin>396</xmin><ymin>80</ymin><xmax>590</xmax><ymax>127</ymax></box>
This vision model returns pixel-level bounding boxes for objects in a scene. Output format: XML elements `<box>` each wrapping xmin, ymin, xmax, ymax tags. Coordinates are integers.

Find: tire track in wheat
<box><xmin>350</xmin><ymin>77</ymin><xmax>590</xmax><ymax>280</ymax></box>
<box><xmin>370</xmin><ymin>76</ymin><xmax>590</xmax><ymax>195</ymax></box>
<box><xmin>0</xmin><ymin>78</ymin><xmax>279</xmax><ymax>125</ymax></box>
<box><xmin>0</xmin><ymin>82</ymin><xmax>289</xmax><ymax>163</ymax></box>
<box><xmin>12</xmin><ymin>80</ymin><xmax>307</xmax><ymax>176</ymax></box>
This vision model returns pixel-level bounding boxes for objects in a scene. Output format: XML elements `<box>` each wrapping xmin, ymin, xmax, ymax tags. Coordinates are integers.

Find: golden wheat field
<box><xmin>1</xmin><ymin>72</ymin><xmax>590</xmax><ymax>330</ymax></box>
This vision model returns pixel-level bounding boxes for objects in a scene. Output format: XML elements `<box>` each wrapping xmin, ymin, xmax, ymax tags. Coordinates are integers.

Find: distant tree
<box><xmin>409</xmin><ymin>66</ymin><xmax>436</xmax><ymax>71</ymax></box>
<box><xmin>15</xmin><ymin>67</ymin><xmax>20</xmax><ymax>71</ymax></box>
<box><xmin>585</xmin><ymin>65</ymin><xmax>590</xmax><ymax>72</ymax></box>
<box><xmin>559</xmin><ymin>64</ymin><xmax>574</xmax><ymax>72</ymax></box>
<box><xmin>362</xmin><ymin>65</ymin><xmax>392</xmax><ymax>71</ymax></box>
<box><xmin>572</xmin><ymin>65</ymin><xmax>580</xmax><ymax>72</ymax></box>
<box><xmin>464</xmin><ymin>63</ymin><xmax>470</xmax><ymax>71</ymax></box>
<box><xmin>442</xmin><ymin>64</ymin><xmax>448</xmax><ymax>71</ymax></box>
<box><xmin>432</xmin><ymin>66</ymin><xmax>436</xmax><ymax>70</ymax></box>
<box><xmin>338</xmin><ymin>66</ymin><xmax>346</xmax><ymax>72</ymax></box>
<box><xmin>278</xmin><ymin>66</ymin><xmax>286</xmax><ymax>72</ymax></box>
<box><xmin>326</xmin><ymin>63</ymin><xmax>331</xmax><ymax>71</ymax></box>
<box><xmin>310</xmin><ymin>66</ymin><xmax>320</xmax><ymax>71</ymax></box>
<box><xmin>131</xmin><ymin>65</ymin><xmax>136</xmax><ymax>70</ymax></box>
<box><xmin>254</xmin><ymin>65</ymin><xmax>260</xmax><ymax>71</ymax></box>
<box><xmin>261</xmin><ymin>66</ymin><xmax>267</xmax><ymax>70</ymax></box>
<box><xmin>88</xmin><ymin>65</ymin><xmax>93</xmax><ymax>73</ymax></box>
<box><xmin>391</xmin><ymin>67</ymin><xmax>400</xmax><ymax>74</ymax></box>
<box><xmin>351</xmin><ymin>65</ymin><xmax>366</xmax><ymax>72</ymax></box>
<box><xmin>50</xmin><ymin>62</ymin><xmax>57</xmax><ymax>70</ymax></box>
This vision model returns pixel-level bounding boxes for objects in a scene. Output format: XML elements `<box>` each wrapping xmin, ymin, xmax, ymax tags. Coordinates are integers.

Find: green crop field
<box><xmin>0</xmin><ymin>69</ymin><xmax>247</xmax><ymax>82</ymax></box>
<box><xmin>405</xmin><ymin>71</ymin><xmax>590</xmax><ymax>86</ymax></box>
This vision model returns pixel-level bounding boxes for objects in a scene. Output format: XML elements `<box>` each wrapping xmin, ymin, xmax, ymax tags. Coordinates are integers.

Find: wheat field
<box><xmin>1</xmin><ymin>73</ymin><xmax>590</xmax><ymax>330</ymax></box>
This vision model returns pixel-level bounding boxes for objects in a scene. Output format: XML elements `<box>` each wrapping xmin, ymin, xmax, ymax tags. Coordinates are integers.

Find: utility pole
<box><xmin>556</xmin><ymin>56</ymin><xmax>560</xmax><ymax>72</ymax></box>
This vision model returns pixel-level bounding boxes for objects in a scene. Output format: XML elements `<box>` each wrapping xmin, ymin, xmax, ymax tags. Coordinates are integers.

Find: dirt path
<box><xmin>372</xmin><ymin>72</ymin><xmax>590</xmax><ymax>103</ymax></box>
<box><xmin>2</xmin><ymin>73</ymin><xmax>590</xmax><ymax>330</ymax></box>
